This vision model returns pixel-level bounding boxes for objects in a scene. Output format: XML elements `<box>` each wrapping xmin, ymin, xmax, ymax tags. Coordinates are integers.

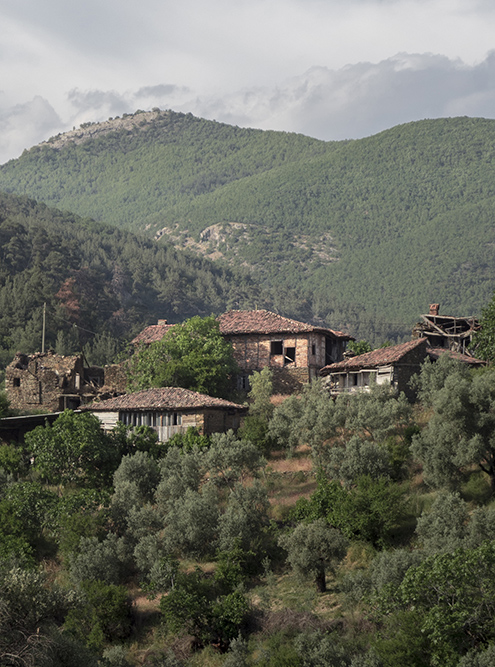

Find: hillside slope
<box><xmin>1</xmin><ymin>111</ymin><xmax>495</xmax><ymax>339</ymax></box>
<box><xmin>0</xmin><ymin>192</ymin><xmax>282</xmax><ymax>368</ymax></box>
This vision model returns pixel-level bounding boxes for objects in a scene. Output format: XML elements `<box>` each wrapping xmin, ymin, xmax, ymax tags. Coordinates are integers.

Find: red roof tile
<box><xmin>86</xmin><ymin>387</ymin><xmax>247</xmax><ymax>412</ymax></box>
<box><xmin>320</xmin><ymin>338</ymin><xmax>428</xmax><ymax>374</ymax></box>
<box><xmin>426</xmin><ymin>348</ymin><xmax>487</xmax><ymax>366</ymax></box>
<box><xmin>217</xmin><ymin>310</ymin><xmax>352</xmax><ymax>339</ymax></box>
<box><xmin>131</xmin><ymin>323</ymin><xmax>174</xmax><ymax>345</ymax></box>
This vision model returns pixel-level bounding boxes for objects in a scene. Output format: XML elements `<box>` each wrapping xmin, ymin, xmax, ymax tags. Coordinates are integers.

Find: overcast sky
<box><xmin>1</xmin><ymin>0</ymin><xmax>495</xmax><ymax>163</ymax></box>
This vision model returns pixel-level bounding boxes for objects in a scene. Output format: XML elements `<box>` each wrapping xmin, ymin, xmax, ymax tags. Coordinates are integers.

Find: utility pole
<box><xmin>42</xmin><ymin>302</ymin><xmax>46</xmax><ymax>354</ymax></box>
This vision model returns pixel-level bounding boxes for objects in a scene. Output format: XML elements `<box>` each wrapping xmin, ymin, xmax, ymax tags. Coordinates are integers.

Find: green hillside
<box><xmin>0</xmin><ymin>192</ymin><xmax>280</xmax><ymax>369</ymax></box>
<box><xmin>1</xmin><ymin>111</ymin><xmax>495</xmax><ymax>339</ymax></box>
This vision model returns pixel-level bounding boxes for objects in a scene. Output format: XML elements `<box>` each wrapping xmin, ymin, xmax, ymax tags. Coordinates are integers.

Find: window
<box><xmin>271</xmin><ymin>341</ymin><xmax>283</xmax><ymax>355</ymax></box>
<box><xmin>285</xmin><ymin>347</ymin><xmax>296</xmax><ymax>364</ymax></box>
<box><xmin>237</xmin><ymin>374</ymin><xmax>250</xmax><ymax>391</ymax></box>
<box><xmin>311</xmin><ymin>344</ymin><xmax>316</xmax><ymax>356</ymax></box>
<box><xmin>13</xmin><ymin>377</ymin><xmax>20</xmax><ymax>387</ymax></box>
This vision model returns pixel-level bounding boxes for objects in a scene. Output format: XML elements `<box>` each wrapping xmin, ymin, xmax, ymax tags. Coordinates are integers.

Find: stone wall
<box><xmin>6</xmin><ymin>352</ymin><xmax>85</xmax><ymax>412</ymax></box>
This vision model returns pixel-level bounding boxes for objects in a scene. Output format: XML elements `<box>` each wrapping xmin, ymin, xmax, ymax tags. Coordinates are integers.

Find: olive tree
<box><xmin>412</xmin><ymin>368</ymin><xmax>495</xmax><ymax>492</ymax></box>
<box><xmin>279</xmin><ymin>519</ymin><xmax>349</xmax><ymax>592</ymax></box>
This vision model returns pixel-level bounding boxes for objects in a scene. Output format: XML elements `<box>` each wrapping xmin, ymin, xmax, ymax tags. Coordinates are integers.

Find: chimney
<box><xmin>157</xmin><ymin>319</ymin><xmax>168</xmax><ymax>325</ymax></box>
<box><xmin>429</xmin><ymin>304</ymin><xmax>440</xmax><ymax>316</ymax></box>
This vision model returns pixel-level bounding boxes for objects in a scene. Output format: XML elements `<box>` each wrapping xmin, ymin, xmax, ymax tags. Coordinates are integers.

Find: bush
<box><xmin>64</xmin><ymin>580</ymin><xmax>133</xmax><ymax>651</ymax></box>
<box><xmin>69</xmin><ymin>533</ymin><xmax>131</xmax><ymax>585</ymax></box>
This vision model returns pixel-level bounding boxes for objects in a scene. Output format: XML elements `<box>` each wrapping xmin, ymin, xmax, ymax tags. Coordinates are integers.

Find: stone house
<box><xmin>217</xmin><ymin>310</ymin><xmax>354</xmax><ymax>393</ymax></box>
<box><xmin>132</xmin><ymin>310</ymin><xmax>353</xmax><ymax>393</ymax></box>
<box><xmin>320</xmin><ymin>338</ymin><xmax>430</xmax><ymax>401</ymax></box>
<box><xmin>412</xmin><ymin>303</ymin><xmax>480</xmax><ymax>355</ymax></box>
<box><xmin>86</xmin><ymin>386</ymin><xmax>247</xmax><ymax>442</ymax></box>
<box><xmin>6</xmin><ymin>351</ymin><xmax>98</xmax><ymax>412</ymax></box>
<box><xmin>5</xmin><ymin>351</ymin><xmax>125</xmax><ymax>413</ymax></box>
<box><xmin>131</xmin><ymin>319</ymin><xmax>173</xmax><ymax>345</ymax></box>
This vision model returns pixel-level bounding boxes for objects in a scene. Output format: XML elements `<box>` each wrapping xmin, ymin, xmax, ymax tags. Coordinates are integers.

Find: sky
<box><xmin>1</xmin><ymin>0</ymin><xmax>495</xmax><ymax>163</ymax></box>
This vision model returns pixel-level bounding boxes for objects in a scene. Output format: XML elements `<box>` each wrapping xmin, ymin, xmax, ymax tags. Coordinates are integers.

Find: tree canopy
<box><xmin>127</xmin><ymin>315</ymin><xmax>239</xmax><ymax>398</ymax></box>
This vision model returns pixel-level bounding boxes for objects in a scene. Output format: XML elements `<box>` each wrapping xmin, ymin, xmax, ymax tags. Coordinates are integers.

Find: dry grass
<box><xmin>263</xmin><ymin>445</ymin><xmax>316</xmax><ymax>519</ymax></box>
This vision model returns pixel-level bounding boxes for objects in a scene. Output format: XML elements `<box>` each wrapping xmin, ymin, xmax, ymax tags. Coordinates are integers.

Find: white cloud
<box><xmin>0</xmin><ymin>95</ymin><xmax>62</xmax><ymax>164</ymax></box>
<box><xmin>2</xmin><ymin>0</ymin><xmax>495</xmax><ymax>161</ymax></box>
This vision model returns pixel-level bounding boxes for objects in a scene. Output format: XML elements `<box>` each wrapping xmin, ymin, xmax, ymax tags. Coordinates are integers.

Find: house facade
<box><xmin>132</xmin><ymin>310</ymin><xmax>354</xmax><ymax>393</ymax></box>
<box><xmin>320</xmin><ymin>338</ymin><xmax>429</xmax><ymax>401</ymax></box>
<box><xmin>217</xmin><ymin>310</ymin><xmax>353</xmax><ymax>393</ymax></box>
<box><xmin>6</xmin><ymin>352</ymin><xmax>96</xmax><ymax>412</ymax></box>
<box><xmin>86</xmin><ymin>386</ymin><xmax>247</xmax><ymax>442</ymax></box>
<box><xmin>5</xmin><ymin>351</ymin><xmax>125</xmax><ymax>413</ymax></box>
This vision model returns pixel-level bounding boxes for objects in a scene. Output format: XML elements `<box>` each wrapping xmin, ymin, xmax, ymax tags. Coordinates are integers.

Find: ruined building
<box><xmin>5</xmin><ymin>351</ymin><xmax>126</xmax><ymax>413</ymax></box>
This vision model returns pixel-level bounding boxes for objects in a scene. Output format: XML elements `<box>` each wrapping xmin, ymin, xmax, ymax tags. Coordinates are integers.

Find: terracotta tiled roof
<box><xmin>86</xmin><ymin>387</ymin><xmax>247</xmax><ymax>412</ymax></box>
<box><xmin>131</xmin><ymin>323</ymin><xmax>174</xmax><ymax>345</ymax></box>
<box><xmin>426</xmin><ymin>348</ymin><xmax>487</xmax><ymax>366</ymax></box>
<box><xmin>217</xmin><ymin>310</ymin><xmax>353</xmax><ymax>339</ymax></box>
<box><xmin>320</xmin><ymin>338</ymin><xmax>428</xmax><ymax>374</ymax></box>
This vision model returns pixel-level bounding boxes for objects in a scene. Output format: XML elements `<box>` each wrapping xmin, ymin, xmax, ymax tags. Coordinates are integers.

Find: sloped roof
<box><xmin>217</xmin><ymin>310</ymin><xmax>353</xmax><ymax>339</ymax></box>
<box><xmin>131</xmin><ymin>323</ymin><xmax>174</xmax><ymax>345</ymax></box>
<box><xmin>426</xmin><ymin>348</ymin><xmax>487</xmax><ymax>366</ymax></box>
<box><xmin>320</xmin><ymin>338</ymin><xmax>428</xmax><ymax>374</ymax></box>
<box><xmin>86</xmin><ymin>387</ymin><xmax>247</xmax><ymax>412</ymax></box>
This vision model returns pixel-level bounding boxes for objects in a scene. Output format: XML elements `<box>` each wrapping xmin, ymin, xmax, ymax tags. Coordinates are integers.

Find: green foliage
<box><xmin>64</xmin><ymin>579</ymin><xmax>133</xmax><ymax>651</ymax></box>
<box><xmin>165</xmin><ymin>426</ymin><xmax>210</xmax><ymax>452</ymax></box>
<box><xmin>205</xmin><ymin>430</ymin><xmax>265</xmax><ymax>489</ymax></box>
<box><xmin>128</xmin><ymin>315</ymin><xmax>239</xmax><ymax>398</ymax></box>
<box><xmin>377</xmin><ymin>541</ymin><xmax>495</xmax><ymax>666</ymax></box>
<box><xmin>69</xmin><ymin>533</ymin><xmax>130</xmax><ymax>585</ymax></box>
<box><xmin>0</xmin><ymin>566</ymin><xmax>78</xmax><ymax>666</ymax></box>
<box><xmin>25</xmin><ymin>410</ymin><xmax>118</xmax><ymax>487</ymax></box>
<box><xmin>458</xmin><ymin>644</ymin><xmax>495</xmax><ymax>667</ymax></box>
<box><xmin>323</xmin><ymin>436</ymin><xmax>392</xmax><ymax>488</ymax></box>
<box><xmin>3</xmin><ymin>114</ymin><xmax>495</xmax><ymax>341</ymax></box>
<box><xmin>279</xmin><ymin>519</ymin><xmax>349</xmax><ymax>592</ymax></box>
<box><xmin>292</xmin><ymin>475</ymin><xmax>407</xmax><ymax>548</ymax></box>
<box><xmin>0</xmin><ymin>481</ymin><xmax>57</xmax><ymax>561</ymax></box>
<box><xmin>159</xmin><ymin>568</ymin><xmax>249</xmax><ymax>649</ymax></box>
<box><xmin>348</xmin><ymin>341</ymin><xmax>373</xmax><ymax>356</ymax></box>
<box><xmin>161</xmin><ymin>484</ymin><xmax>220</xmax><ymax>558</ymax></box>
<box><xmin>0</xmin><ymin>390</ymin><xmax>10</xmax><ymax>417</ymax></box>
<box><xmin>414</xmin><ymin>492</ymin><xmax>468</xmax><ymax>554</ymax></box>
<box><xmin>295</xmin><ymin>630</ymin><xmax>352</xmax><ymax>666</ymax></box>
<box><xmin>239</xmin><ymin>368</ymin><xmax>276</xmax><ymax>453</ymax></box>
<box><xmin>0</xmin><ymin>443</ymin><xmax>26</xmax><ymax>478</ymax></box>
<box><xmin>0</xmin><ymin>191</ymin><xmax>273</xmax><ymax>374</ymax></box>
<box><xmin>113</xmin><ymin>451</ymin><xmax>160</xmax><ymax>501</ymax></box>
<box><xmin>372</xmin><ymin>609</ymin><xmax>430</xmax><ymax>667</ymax></box>
<box><xmin>412</xmin><ymin>367</ymin><xmax>495</xmax><ymax>491</ymax></box>
<box><xmin>410</xmin><ymin>353</ymin><xmax>470</xmax><ymax>406</ymax></box>
<box><xmin>471</xmin><ymin>290</ymin><xmax>495</xmax><ymax>361</ymax></box>
<box><xmin>109</xmin><ymin>422</ymin><xmax>161</xmax><ymax>459</ymax></box>
<box><xmin>218</xmin><ymin>480</ymin><xmax>270</xmax><ymax>554</ymax></box>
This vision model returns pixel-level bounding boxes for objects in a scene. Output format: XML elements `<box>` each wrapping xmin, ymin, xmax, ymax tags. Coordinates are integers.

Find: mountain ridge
<box><xmin>1</xmin><ymin>111</ymin><xmax>494</xmax><ymax>342</ymax></box>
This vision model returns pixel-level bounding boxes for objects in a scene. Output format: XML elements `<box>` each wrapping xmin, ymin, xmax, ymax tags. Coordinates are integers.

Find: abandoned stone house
<box><xmin>412</xmin><ymin>303</ymin><xmax>480</xmax><ymax>355</ymax></box>
<box><xmin>320</xmin><ymin>338</ymin><xmax>430</xmax><ymax>401</ymax></box>
<box><xmin>85</xmin><ymin>386</ymin><xmax>247</xmax><ymax>442</ymax></box>
<box><xmin>321</xmin><ymin>336</ymin><xmax>487</xmax><ymax>401</ymax></box>
<box><xmin>217</xmin><ymin>310</ymin><xmax>354</xmax><ymax>392</ymax></box>
<box><xmin>5</xmin><ymin>351</ymin><xmax>127</xmax><ymax>413</ymax></box>
<box><xmin>132</xmin><ymin>310</ymin><xmax>354</xmax><ymax>393</ymax></box>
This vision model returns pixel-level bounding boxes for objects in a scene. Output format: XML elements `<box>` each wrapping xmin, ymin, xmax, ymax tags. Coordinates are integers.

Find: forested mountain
<box><xmin>0</xmin><ymin>192</ymin><xmax>281</xmax><ymax>369</ymax></box>
<box><xmin>1</xmin><ymin>110</ymin><xmax>495</xmax><ymax>341</ymax></box>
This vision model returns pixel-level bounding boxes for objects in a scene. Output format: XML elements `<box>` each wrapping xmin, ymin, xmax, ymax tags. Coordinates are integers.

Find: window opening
<box><xmin>285</xmin><ymin>347</ymin><xmax>296</xmax><ymax>364</ymax></box>
<box><xmin>271</xmin><ymin>341</ymin><xmax>283</xmax><ymax>355</ymax></box>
